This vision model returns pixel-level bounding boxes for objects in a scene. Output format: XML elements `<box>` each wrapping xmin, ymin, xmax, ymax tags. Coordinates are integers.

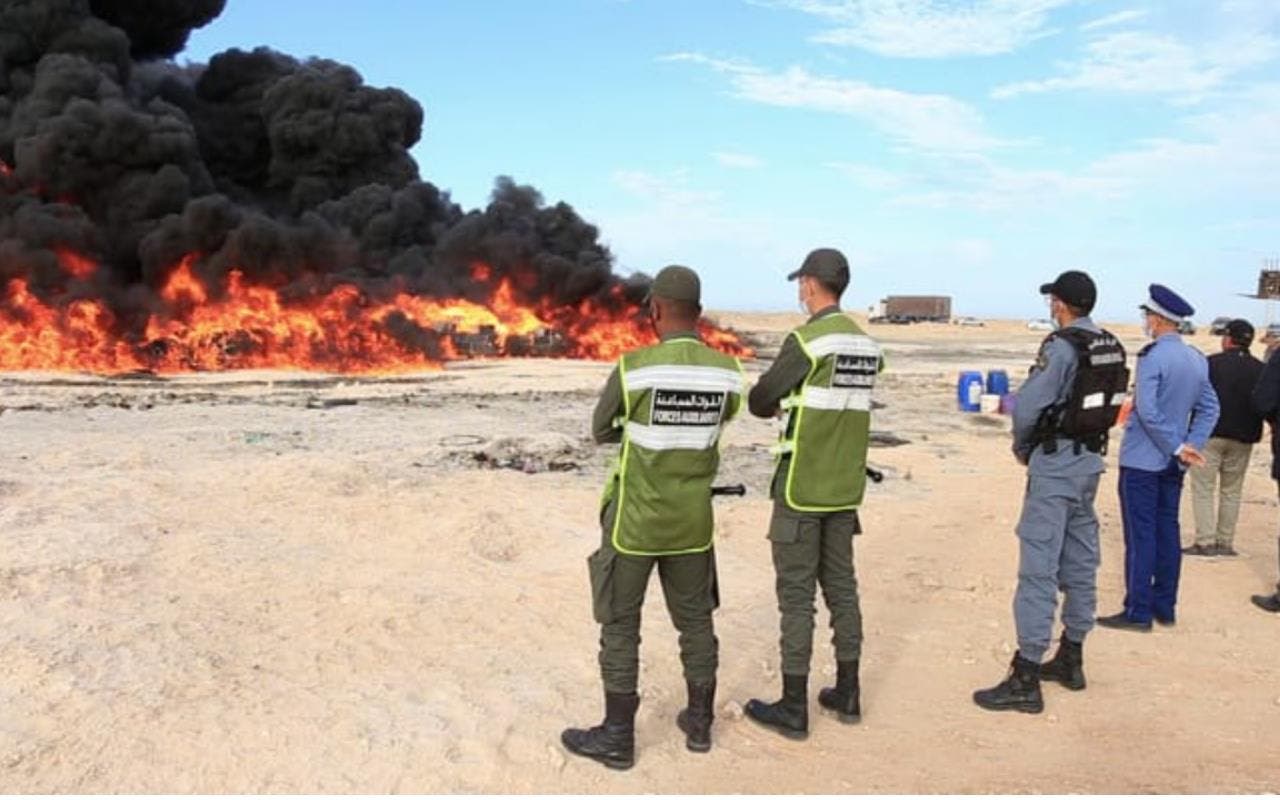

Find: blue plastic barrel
<box><xmin>957</xmin><ymin>371</ymin><xmax>984</xmax><ymax>412</ymax></box>
<box><xmin>986</xmin><ymin>369</ymin><xmax>1010</xmax><ymax>397</ymax></box>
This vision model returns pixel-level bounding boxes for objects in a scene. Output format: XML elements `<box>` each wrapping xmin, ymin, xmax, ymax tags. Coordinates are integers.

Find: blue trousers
<box><xmin>1118</xmin><ymin>460</ymin><xmax>1185</xmax><ymax>623</ymax></box>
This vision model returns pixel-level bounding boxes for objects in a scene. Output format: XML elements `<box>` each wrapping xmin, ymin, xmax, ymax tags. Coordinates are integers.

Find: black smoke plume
<box><xmin>0</xmin><ymin>0</ymin><xmax>646</xmax><ymax>346</ymax></box>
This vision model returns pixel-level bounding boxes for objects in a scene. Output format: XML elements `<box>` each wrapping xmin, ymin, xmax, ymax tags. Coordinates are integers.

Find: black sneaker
<box><xmin>1096</xmin><ymin>611</ymin><xmax>1152</xmax><ymax>632</ymax></box>
<box><xmin>1213</xmin><ymin>545</ymin><xmax>1239</xmax><ymax>557</ymax></box>
<box><xmin>1181</xmin><ymin>544</ymin><xmax>1213</xmax><ymax>556</ymax></box>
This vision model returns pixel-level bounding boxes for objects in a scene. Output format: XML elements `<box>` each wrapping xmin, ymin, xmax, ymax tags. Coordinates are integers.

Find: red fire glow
<box><xmin>0</xmin><ymin>251</ymin><xmax>751</xmax><ymax>374</ymax></box>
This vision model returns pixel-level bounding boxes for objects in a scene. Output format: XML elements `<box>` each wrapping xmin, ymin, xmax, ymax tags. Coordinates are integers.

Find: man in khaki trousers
<box><xmin>1186</xmin><ymin>320</ymin><xmax>1264</xmax><ymax>557</ymax></box>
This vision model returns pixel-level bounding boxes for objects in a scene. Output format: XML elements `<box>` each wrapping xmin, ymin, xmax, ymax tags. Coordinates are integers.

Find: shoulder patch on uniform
<box><xmin>1030</xmin><ymin>334</ymin><xmax>1057</xmax><ymax>373</ymax></box>
<box><xmin>1138</xmin><ymin>343</ymin><xmax>1155</xmax><ymax>357</ymax></box>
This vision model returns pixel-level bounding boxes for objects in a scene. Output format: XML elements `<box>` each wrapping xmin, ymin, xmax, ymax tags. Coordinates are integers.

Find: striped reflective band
<box><xmin>626</xmin><ymin>421</ymin><xmax>722</xmax><ymax>451</ymax></box>
<box><xmin>799</xmin><ymin>386</ymin><xmax>872</xmax><ymax>411</ymax></box>
<box><xmin>804</xmin><ymin>333</ymin><xmax>880</xmax><ymax>360</ymax></box>
<box><xmin>625</xmin><ymin>365</ymin><xmax>743</xmax><ymax>394</ymax></box>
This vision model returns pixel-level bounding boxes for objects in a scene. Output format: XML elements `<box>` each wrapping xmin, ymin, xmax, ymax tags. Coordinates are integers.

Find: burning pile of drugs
<box><xmin>0</xmin><ymin>1</ymin><xmax>749</xmax><ymax>373</ymax></box>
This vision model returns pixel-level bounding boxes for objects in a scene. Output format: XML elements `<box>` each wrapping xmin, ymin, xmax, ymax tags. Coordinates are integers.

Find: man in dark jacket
<box><xmin>1186</xmin><ymin>320</ymin><xmax>1264</xmax><ymax>557</ymax></box>
<box><xmin>1249</xmin><ymin>331</ymin><xmax>1280</xmax><ymax>613</ymax></box>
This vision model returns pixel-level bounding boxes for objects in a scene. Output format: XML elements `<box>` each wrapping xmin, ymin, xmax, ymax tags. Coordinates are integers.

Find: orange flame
<box><xmin>54</xmin><ymin>247</ymin><xmax>98</xmax><ymax>280</ymax></box>
<box><xmin>0</xmin><ymin>255</ymin><xmax>752</xmax><ymax>373</ymax></box>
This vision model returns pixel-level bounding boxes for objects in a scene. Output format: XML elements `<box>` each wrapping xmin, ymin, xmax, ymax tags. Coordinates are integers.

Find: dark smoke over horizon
<box><xmin>0</xmin><ymin>0</ymin><xmax>649</xmax><ymax>345</ymax></box>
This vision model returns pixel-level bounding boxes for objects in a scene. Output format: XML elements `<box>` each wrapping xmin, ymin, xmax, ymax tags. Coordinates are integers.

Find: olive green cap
<box><xmin>646</xmin><ymin>264</ymin><xmax>701</xmax><ymax>304</ymax></box>
<box><xmin>787</xmin><ymin>248</ymin><xmax>850</xmax><ymax>289</ymax></box>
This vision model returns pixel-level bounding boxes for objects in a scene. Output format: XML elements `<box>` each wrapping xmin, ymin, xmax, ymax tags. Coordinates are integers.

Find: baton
<box><xmin>710</xmin><ymin>484</ymin><xmax>747</xmax><ymax>497</ymax></box>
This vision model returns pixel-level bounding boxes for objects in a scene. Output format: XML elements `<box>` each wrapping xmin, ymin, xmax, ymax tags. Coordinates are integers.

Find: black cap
<box><xmin>787</xmin><ymin>248</ymin><xmax>850</xmax><ymax>292</ymax></box>
<box><xmin>1226</xmin><ymin>318</ymin><xmax>1255</xmax><ymax>347</ymax></box>
<box><xmin>1039</xmin><ymin>270</ymin><xmax>1097</xmax><ymax>314</ymax></box>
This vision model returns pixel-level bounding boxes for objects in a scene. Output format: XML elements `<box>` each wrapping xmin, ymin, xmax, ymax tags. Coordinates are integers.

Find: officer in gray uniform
<box><xmin>974</xmin><ymin>270</ymin><xmax>1127</xmax><ymax>713</ymax></box>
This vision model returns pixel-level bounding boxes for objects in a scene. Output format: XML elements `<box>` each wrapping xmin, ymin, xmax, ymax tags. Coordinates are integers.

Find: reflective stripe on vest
<box><xmin>623</xmin><ymin>364</ymin><xmax>744</xmax><ymax>393</ymax></box>
<box><xmin>606</xmin><ymin>339</ymin><xmax>744</xmax><ymax>555</ymax></box>
<box><xmin>804</xmin><ymin>332</ymin><xmax>880</xmax><ymax>360</ymax></box>
<box><xmin>776</xmin><ymin>315</ymin><xmax>880</xmax><ymax>513</ymax></box>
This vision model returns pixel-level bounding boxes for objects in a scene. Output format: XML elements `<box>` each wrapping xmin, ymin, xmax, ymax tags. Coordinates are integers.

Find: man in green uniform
<box><xmin>744</xmin><ymin>248</ymin><xmax>881</xmax><ymax>740</ymax></box>
<box><xmin>561</xmin><ymin>265</ymin><xmax>744</xmax><ymax>770</ymax></box>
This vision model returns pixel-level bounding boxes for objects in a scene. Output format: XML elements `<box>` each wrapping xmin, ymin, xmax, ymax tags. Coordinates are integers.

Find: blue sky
<box><xmin>183</xmin><ymin>0</ymin><xmax>1280</xmax><ymax>323</ymax></box>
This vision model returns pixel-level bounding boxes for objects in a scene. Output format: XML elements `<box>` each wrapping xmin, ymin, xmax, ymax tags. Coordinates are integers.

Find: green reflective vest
<box><xmin>602</xmin><ymin>337</ymin><xmax>745</xmax><ymax>556</ymax></box>
<box><xmin>774</xmin><ymin>313</ymin><xmax>881</xmax><ymax>512</ymax></box>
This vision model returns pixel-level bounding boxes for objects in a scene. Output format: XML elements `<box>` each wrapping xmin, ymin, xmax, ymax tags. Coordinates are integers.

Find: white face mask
<box><xmin>1142</xmin><ymin>314</ymin><xmax>1155</xmax><ymax>339</ymax></box>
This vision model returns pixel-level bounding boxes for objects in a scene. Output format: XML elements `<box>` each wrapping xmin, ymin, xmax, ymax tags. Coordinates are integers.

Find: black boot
<box><xmin>1252</xmin><ymin>593</ymin><xmax>1280</xmax><ymax>613</ymax></box>
<box><xmin>745</xmin><ymin>673</ymin><xmax>809</xmax><ymax>740</ymax></box>
<box><xmin>675</xmin><ymin>680</ymin><xmax>715</xmax><ymax>753</ymax></box>
<box><xmin>972</xmin><ymin>653</ymin><xmax>1043</xmax><ymax>714</ymax></box>
<box><xmin>561</xmin><ymin>691</ymin><xmax>640</xmax><ymax>770</ymax></box>
<box><xmin>818</xmin><ymin>659</ymin><xmax>861</xmax><ymax>723</ymax></box>
<box><xmin>1038</xmin><ymin>636</ymin><xmax>1085</xmax><ymax>691</ymax></box>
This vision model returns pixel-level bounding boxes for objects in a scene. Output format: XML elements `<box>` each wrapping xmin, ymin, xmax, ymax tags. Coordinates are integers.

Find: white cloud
<box><xmin>612</xmin><ymin>169</ymin><xmax>722</xmax><ymax>207</ymax></box>
<box><xmin>1086</xmin><ymin>88</ymin><xmax>1280</xmax><ymax>190</ymax></box>
<box><xmin>890</xmin><ymin>154</ymin><xmax>1127</xmax><ymax>211</ymax></box>
<box><xmin>889</xmin><ymin>83</ymin><xmax>1280</xmax><ymax>213</ymax></box>
<box><xmin>826</xmin><ymin>161</ymin><xmax>906</xmax><ymax>190</ymax></box>
<box><xmin>1079</xmin><ymin>8</ymin><xmax>1147</xmax><ymax>32</ymax></box>
<box><xmin>1207</xmin><ymin>217</ymin><xmax>1280</xmax><ymax>234</ymax></box>
<box><xmin>992</xmin><ymin>29</ymin><xmax>1279</xmax><ymax>101</ymax></box>
<box><xmin>664</xmin><ymin>52</ymin><xmax>1006</xmax><ymax>153</ymax></box>
<box><xmin>759</xmin><ymin>0</ymin><xmax>1072</xmax><ymax>57</ymax></box>
<box><xmin>596</xmin><ymin>168</ymin><xmax>844</xmax><ymax>304</ymax></box>
<box><xmin>952</xmin><ymin>238</ymin><xmax>995</xmax><ymax>264</ymax></box>
<box><xmin>712</xmin><ymin>151</ymin><xmax>765</xmax><ymax>168</ymax></box>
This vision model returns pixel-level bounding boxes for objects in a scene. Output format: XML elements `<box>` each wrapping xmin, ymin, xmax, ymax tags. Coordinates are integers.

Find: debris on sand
<box><xmin>452</xmin><ymin>434</ymin><xmax>592</xmax><ymax>474</ymax></box>
<box><xmin>304</xmin><ymin>397</ymin><xmax>360</xmax><ymax>410</ymax></box>
<box><xmin>967</xmin><ymin>415</ymin><xmax>1006</xmax><ymax>429</ymax></box>
<box><xmin>869</xmin><ymin>431</ymin><xmax>911</xmax><ymax>448</ymax></box>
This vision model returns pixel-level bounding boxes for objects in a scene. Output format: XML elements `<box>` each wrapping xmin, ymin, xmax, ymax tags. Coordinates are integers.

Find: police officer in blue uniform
<box><xmin>974</xmin><ymin>270</ymin><xmax>1129</xmax><ymax>713</ymax></box>
<box><xmin>1098</xmin><ymin>284</ymin><xmax>1220</xmax><ymax>631</ymax></box>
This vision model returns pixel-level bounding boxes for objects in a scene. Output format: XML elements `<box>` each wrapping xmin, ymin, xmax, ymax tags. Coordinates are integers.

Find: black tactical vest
<box><xmin>1034</xmin><ymin>327</ymin><xmax>1130</xmax><ymax>454</ymax></box>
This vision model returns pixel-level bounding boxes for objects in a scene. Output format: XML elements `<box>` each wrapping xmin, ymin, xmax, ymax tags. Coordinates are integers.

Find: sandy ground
<box><xmin>1</xmin><ymin>314</ymin><xmax>1279</xmax><ymax>793</ymax></box>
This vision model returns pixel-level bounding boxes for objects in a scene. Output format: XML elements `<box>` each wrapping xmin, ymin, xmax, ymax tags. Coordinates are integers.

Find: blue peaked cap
<box><xmin>1142</xmin><ymin>283</ymin><xmax>1194</xmax><ymax>321</ymax></box>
